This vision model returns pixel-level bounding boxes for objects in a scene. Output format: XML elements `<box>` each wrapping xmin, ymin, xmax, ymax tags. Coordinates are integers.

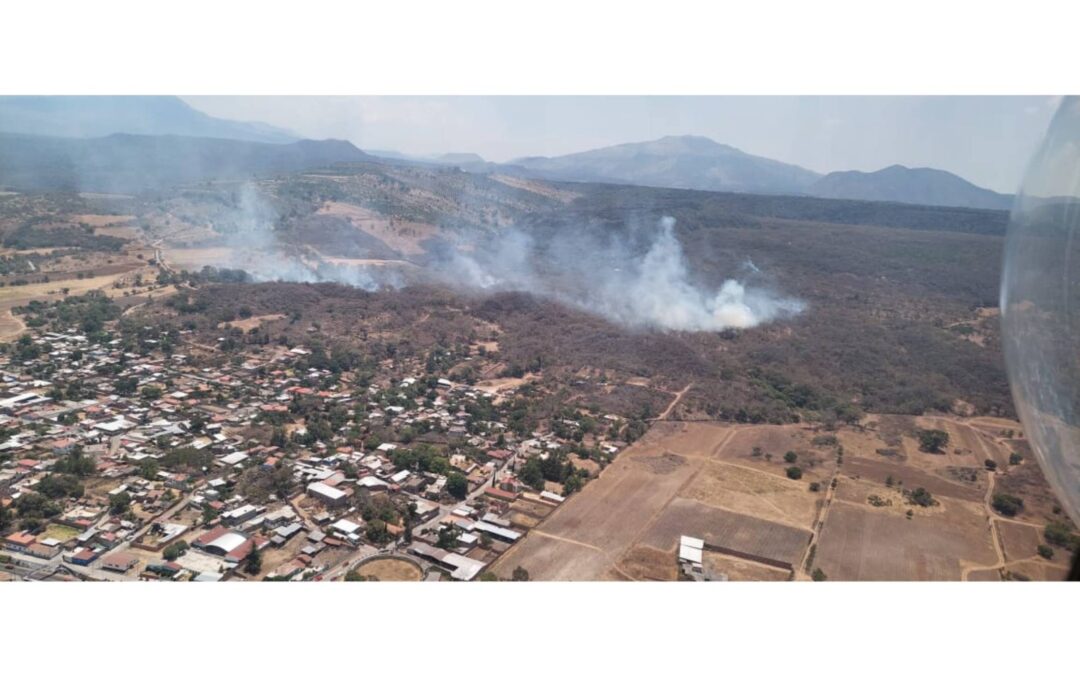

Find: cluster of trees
<box><xmin>160</xmin><ymin>445</ymin><xmax>215</xmax><ymax>472</ymax></box>
<box><xmin>6</xmin><ymin>223</ymin><xmax>125</xmax><ymax>252</ymax></box>
<box><xmin>14</xmin><ymin>492</ymin><xmax>61</xmax><ymax>531</ymax></box>
<box><xmin>1044</xmin><ymin>521</ymin><xmax>1079</xmax><ymax>551</ymax></box>
<box><xmin>236</xmin><ymin>463</ymin><xmax>296</xmax><ymax>503</ymax></box>
<box><xmin>35</xmin><ymin>474</ymin><xmax>84</xmax><ymax>500</ymax></box>
<box><xmin>517</xmin><ymin>451</ymin><xmax>588</xmax><ymax>494</ymax></box>
<box><xmin>54</xmin><ymin>449</ymin><xmax>96</xmax><ymax>476</ymax></box>
<box><xmin>108</xmin><ymin>491</ymin><xmax>132</xmax><ymax>515</ymax></box>
<box><xmin>906</xmin><ymin>487</ymin><xmax>936</xmax><ymax>508</ymax></box>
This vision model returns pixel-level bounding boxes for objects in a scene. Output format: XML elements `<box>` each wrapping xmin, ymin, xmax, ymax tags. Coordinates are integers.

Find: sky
<box><xmin>183</xmin><ymin>96</ymin><xmax>1060</xmax><ymax>193</ymax></box>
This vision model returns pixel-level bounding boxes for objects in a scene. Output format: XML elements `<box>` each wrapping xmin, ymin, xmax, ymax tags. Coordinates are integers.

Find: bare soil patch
<box><xmin>681</xmin><ymin>460</ymin><xmax>822</xmax><ymax>529</ymax></box>
<box><xmin>815</xmin><ymin>499</ymin><xmax>996</xmax><ymax>580</ymax></box>
<box><xmin>353</xmin><ymin>557</ymin><xmax>423</xmax><ymax>581</ymax></box>
<box><xmin>703</xmin><ymin>551</ymin><xmax>792</xmax><ymax>581</ymax></box>
<box><xmin>998</xmin><ymin>519</ymin><xmax>1045</xmax><ymax>563</ymax></box>
<box><xmin>638</xmin><ymin>498</ymin><xmax>811</xmax><ymax>570</ymax></box>
<box><xmin>617</xmin><ymin>546</ymin><xmax>678</xmax><ymax>581</ymax></box>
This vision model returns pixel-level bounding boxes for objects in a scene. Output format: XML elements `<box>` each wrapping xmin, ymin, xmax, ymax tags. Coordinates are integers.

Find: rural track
<box><xmin>656</xmin><ymin>383</ymin><xmax>693</xmax><ymax>421</ymax></box>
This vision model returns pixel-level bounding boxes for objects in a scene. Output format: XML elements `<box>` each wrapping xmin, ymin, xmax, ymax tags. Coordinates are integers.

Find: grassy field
<box><xmin>42</xmin><ymin>523</ymin><xmax>81</xmax><ymax>543</ymax></box>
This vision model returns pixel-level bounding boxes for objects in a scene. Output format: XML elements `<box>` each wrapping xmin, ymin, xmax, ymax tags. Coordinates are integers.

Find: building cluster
<box><xmin>0</xmin><ymin>323</ymin><xmax>618</xmax><ymax>581</ymax></box>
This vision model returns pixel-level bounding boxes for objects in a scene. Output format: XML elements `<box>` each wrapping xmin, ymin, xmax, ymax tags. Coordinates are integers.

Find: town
<box><xmin>0</xmin><ymin>290</ymin><xmax>628</xmax><ymax>582</ymax></box>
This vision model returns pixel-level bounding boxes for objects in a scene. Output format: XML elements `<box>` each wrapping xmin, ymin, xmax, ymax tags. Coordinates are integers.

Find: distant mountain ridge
<box><xmin>0</xmin><ymin>96</ymin><xmax>299</xmax><ymax>144</ymax></box>
<box><xmin>491</xmin><ymin>136</ymin><xmax>1013</xmax><ymax>210</ymax></box>
<box><xmin>507</xmin><ymin>135</ymin><xmax>821</xmax><ymax>195</ymax></box>
<box><xmin>807</xmin><ymin>164</ymin><xmax>1013</xmax><ymax>210</ymax></box>
<box><xmin>0</xmin><ymin>132</ymin><xmax>370</xmax><ymax>193</ymax></box>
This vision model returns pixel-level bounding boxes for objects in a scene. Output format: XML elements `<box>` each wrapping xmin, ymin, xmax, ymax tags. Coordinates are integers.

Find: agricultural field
<box><xmin>492</xmin><ymin>412</ymin><xmax>1071</xmax><ymax>581</ymax></box>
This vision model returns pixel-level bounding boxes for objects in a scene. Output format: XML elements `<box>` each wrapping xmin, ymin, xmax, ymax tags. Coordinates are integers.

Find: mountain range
<box><xmin>494</xmin><ymin>135</ymin><xmax>1012</xmax><ymax>210</ymax></box>
<box><xmin>0</xmin><ymin>132</ymin><xmax>370</xmax><ymax>193</ymax></box>
<box><xmin>0</xmin><ymin>96</ymin><xmax>298</xmax><ymax>144</ymax></box>
<box><xmin>0</xmin><ymin>96</ymin><xmax>1015</xmax><ymax>209</ymax></box>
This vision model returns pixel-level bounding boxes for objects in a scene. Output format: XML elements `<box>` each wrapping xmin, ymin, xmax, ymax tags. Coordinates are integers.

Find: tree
<box><xmin>917</xmin><ymin>429</ymin><xmax>949</xmax><ymax>454</ymax></box>
<box><xmin>244</xmin><ymin>546</ymin><xmax>263</xmax><ymax>575</ymax></box>
<box><xmin>783</xmin><ymin>451</ymin><xmax>798</xmax><ymax>464</ymax></box>
<box><xmin>991</xmin><ymin>493</ymin><xmax>1023</xmax><ymax>517</ymax></box>
<box><xmin>812</xmin><ymin>568</ymin><xmax>827</xmax><ymax>581</ymax></box>
<box><xmin>108</xmin><ymin>491</ymin><xmax>132</xmax><ymax>515</ymax></box>
<box><xmin>984</xmin><ymin>459</ymin><xmax>997</xmax><ymax>471</ymax></box>
<box><xmin>366</xmin><ymin>519</ymin><xmax>391</xmax><ymax>545</ymax></box>
<box><xmin>139</xmin><ymin>458</ymin><xmax>160</xmax><ymax>480</ymax></box>
<box><xmin>115</xmin><ymin>376</ymin><xmax>138</xmax><ymax>396</ymax></box>
<box><xmin>1009</xmin><ymin>452</ymin><xmax>1024</xmax><ymax>466</ymax></box>
<box><xmin>563</xmin><ymin>472</ymin><xmax>584</xmax><ymax>495</ymax></box>
<box><xmin>54</xmin><ymin>449</ymin><xmax>96</xmax><ymax>477</ymax></box>
<box><xmin>808</xmin><ymin>482</ymin><xmax>821</xmax><ymax>492</ymax></box>
<box><xmin>163</xmin><ymin>540</ymin><xmax>188</xmax><ymax>561</ymax></box>
<box><xmin>518</xmin><ymin>458</ymin><xmax>545</xmax><ymax>491</ymax></box>
<box><xmin>403</xmin><ymin>502</ymin><xmax>417</xmax><ymax>544</ymax></box>
<box><xmin>785</xmin><ymin>466</ymin><xmax>803</xmax><ymax>480</ymax></box>
<box><xmin>446</xmin><ymin>472</ymin><xmax>468</xmax><ymax>500</ymax></box>
<box><xmin>437</xmin><ymin>525</ymin><xmax>460</xmax><ymax>550</ymax></box>
<box><xmin>512</xmin><ymin>566</ymin><xmax>530</xmax><ymax>581</ymax></box>
<box><xmin>907</xmin><ymin>487</ymin><xmax>936</xmax><ymax>508</ymax></box>
<box><xmin>1037</xmin><ymin>545</ymin><xmax>1054</xmax><ymax>560</ymax></box>
<box><xmin>1044</xmin><ymin>521</ymin><xmax>1079</xmax><ymax>550</ymax></box>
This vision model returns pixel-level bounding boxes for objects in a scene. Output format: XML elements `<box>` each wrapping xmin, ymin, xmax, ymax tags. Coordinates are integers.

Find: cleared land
<box><xmin>351</xmin><ymin>558</ymin><xmax>423</xmax><ymax>581</ymax></box>
<box><xmin>493</xmin><ymin>413</ymin><xmax>1050</xmax><ymax>581</ymax></box>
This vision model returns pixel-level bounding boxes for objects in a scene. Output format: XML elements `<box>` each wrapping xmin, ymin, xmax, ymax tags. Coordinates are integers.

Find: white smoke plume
<box><xmin>437</xmin><ymin>216</ymin><xmax>805</xmax><ymax>331</ymax></box>
<box><xmin>205</xmin><ymin>188</ymin><xmax>803</xmax><ymax>332</ymax></box>
<box><xmin>213</xmin><ymin>183</ymin><xmax>392</xmax><ymax>291</ymax></box>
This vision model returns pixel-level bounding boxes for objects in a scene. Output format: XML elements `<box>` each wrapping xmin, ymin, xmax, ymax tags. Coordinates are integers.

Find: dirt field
<box><xmin>703</xmin><ymin>551</ymin><xmax>792</xmax><ymax>581</ymax></box>
<box><xmin>491</xmin><ymin>414</ymin><xmax>1068</xmax><ymax>581</ymax></box>
<box><xmin>617</xmin><ymin>546</ymin><xmax>678</xmax><ymax>581</ymax></box>
<box><xmin>491</xmin><ymin>423</ymin><xmax>719</xmax><ymax>580</ymax></box>
<box><xmin>681</xmin><ymin>460</ymin><xmax>822</xmax><ymax>529</ymax></box>
<box><xmin>162</xmin><ymin>246</ymin><xmax>238</xmax><ymax>270</ymax></box>
<box><xmin>1003</xmin><ymin>559</ymin><xmax>1070</xmax><ymax>581</ymax></box>
<box><xmin>222</xmin><ymin>313</ymin><xmax>286</xmax><ymax>331</ymax></box>
<box><xmin>0</xmin><ymin>310</ymin><xmax>25</xmax><ymax>341</ymax></box>
<box><xmin>814</xmin><ymin>497</ymin><xmax>997</xmax><ymax>580</ymax></box>
<box><xmin>317</xmin><ymin>201</ymin><xmax>439</xmax><ymax>256</ymax></box>
<box><xmin>997</xmin><ymin>519</ymin><xmax>1045</xmax><ymax>563</ymax></box>
<box><xmin>351</xmin><ymin>557</ymin><xmax>423</xmax><ymax>581</ymax></box>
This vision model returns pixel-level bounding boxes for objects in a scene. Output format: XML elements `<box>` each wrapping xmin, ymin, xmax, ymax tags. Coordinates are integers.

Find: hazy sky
<box><xmin>184</xmin><ymin>96</ymin><xmax>1059</xmax><ymax>193</ymax></box>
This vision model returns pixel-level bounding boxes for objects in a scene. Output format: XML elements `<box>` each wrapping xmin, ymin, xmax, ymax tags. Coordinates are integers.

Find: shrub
<box><xmin>783</xmin><ymin>451</ymin><xmax>798</xmax><ymax>464</ymax></box>
<box><xmin>1045</xmin><ymin>521</ymin><xmax>1079</xmax><ymax>551</ymax></box>
<box><xmin>917</xmin><ymin>429</ymin><xmax>949</xmax><ymax>454</ymax></box>
<box><xmin>907</xmin><ymin>487</ymin><xmax>936</xmax><ymax>507</ymax></box>
<box><xmin>1037</xmin><ymin>545</ymin><xmax>1054</xmax><ymax>560</ymax></box>
<box><xmin>991</xmin><ymin>493</ymin><xmax>1024</xmax><ymax>517</ymax></box>
<box><xmin>785</xmin><ymin>466</ymin><xmax>803</xmax><ymax>480</ymax></box>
